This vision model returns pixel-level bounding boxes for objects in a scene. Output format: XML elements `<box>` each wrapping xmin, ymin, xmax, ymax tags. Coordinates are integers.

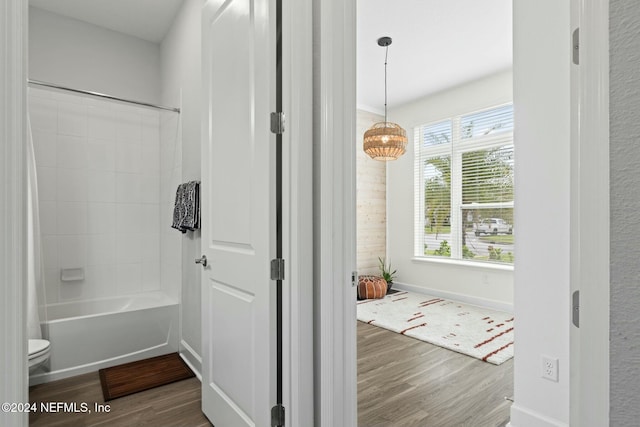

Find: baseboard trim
<box><xmin>29</xmin><ymin>343</ymin><xmax>174</xmax><ymax>386</ymax></box>
<box><xmin>392</xmin><ymin>281</ymin><xmax>514</xmax><ymax>313</ymax></box>
<box><xmin>179</xmin><ymin>339</ymin><xmax>202</xmax><ymax>381</ymax></box>
<box><xmin>509</xmin><ymin>404</ymin><xmax>568</xmax><ymax>427</ymax></box>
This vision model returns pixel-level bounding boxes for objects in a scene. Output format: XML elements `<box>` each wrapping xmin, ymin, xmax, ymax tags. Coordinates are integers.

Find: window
<box><xmin>414</xmin><ymin>104</ymin><xmax>514</xmax><ymax>264</ymax></box>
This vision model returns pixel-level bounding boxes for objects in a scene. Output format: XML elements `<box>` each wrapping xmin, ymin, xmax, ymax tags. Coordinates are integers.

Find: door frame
<box><xmin>281</xmin><ymin>0</ymin><xmax>314</xmax><ymax>425</ymax></box>
<box><xmin>313</xmin><ymin>0</ymin><xmax>610</xmax><ymax>426</ymax></box>
<box><xmin>0</xmin><ymin>1</ymin><xmax>29</xmax><ymax>426</ymax></box>
<box><xmin>570</xmin><ymin>0</ymin><xmax>610</xmax><ymax>425</ymax></box>
<box><xmin>2</xmin><ymin>0</ymin><xmax>611</xmax><ymax>425</ymax></box>
<box><xmin>3</xmin><ymin>1</ymin><xmax>317</xmax><ymax>426</ymax></box>
<box><xmin>312</xmin><ymin>0</ymin><xmax>358</xmax><ymax>426</ymax></box>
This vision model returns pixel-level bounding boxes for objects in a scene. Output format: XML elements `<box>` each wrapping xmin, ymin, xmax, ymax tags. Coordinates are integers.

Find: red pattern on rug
<box><xmin>482</xmin><ymin>342</ymin><xmax>514</xmax><ymax>362</ymax></box>
<box><xmin>474</xmin><ymin>327</ymin><xmax>514</xmax><ymax>349</ymax></box>
<box><xmin>357</xmin><ymin>290</ymin><xmax>515</xmax><ymax>365</ymax></box>
<box><xmin>419</xmin><ymin>298</ymin><xmax>444</xmax><ymax>307</ymax></box>
<box><xmin>400</xmin><ymin>323</ymin><xmax>427</xmax><ymax>335</ymax></box>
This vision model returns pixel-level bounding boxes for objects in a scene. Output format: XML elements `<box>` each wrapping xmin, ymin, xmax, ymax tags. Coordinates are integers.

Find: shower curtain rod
<box><xmin>28</xmin><ymin>79</ymin><xmax>181</xmax><ymax>113</ymax></box>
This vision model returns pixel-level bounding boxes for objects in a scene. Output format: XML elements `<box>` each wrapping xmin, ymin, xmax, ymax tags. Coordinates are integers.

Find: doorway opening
<box><xmin>355</xmin><ymin>1</ymin><xmax>514</xmax><ymax>425</ymax></box>
<box><xmin>25</xmin><ymin>1</ymin><xmax>210</xmax><ymax>424</ymax></box>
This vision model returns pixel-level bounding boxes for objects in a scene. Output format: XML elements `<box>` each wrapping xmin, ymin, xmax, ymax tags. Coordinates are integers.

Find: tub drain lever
<box><xmin>195</xmin><ymin>255</ymin><xmax>208</xmax><ymax>267</ymax></box>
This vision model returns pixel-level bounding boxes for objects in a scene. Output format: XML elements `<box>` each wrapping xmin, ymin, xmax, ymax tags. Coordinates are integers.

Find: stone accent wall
<box><xmin>356</xmin><ymin>110</ymin><xmax>386</xmax><ymax>276</ymax></box>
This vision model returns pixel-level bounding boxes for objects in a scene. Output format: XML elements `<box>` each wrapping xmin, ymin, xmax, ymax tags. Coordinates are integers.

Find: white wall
<box><xmin>161</xmin><ymin>0</ymin><xmax>203</xmax><ymax>374</ymax></box>
<box><xmin>356</xmin><ymin>109</ymin><xmax>386</xmax><ymax>276</ymax></box>
<box><xmin>159</xmin><ymin>111</ymin><xmax>183</xmax><ymax>303</ymax></box>
<box><xmin>610</xmin><ymin>0</ymin><xmax>640</xmax><ymax>424</ymax></box>
<box><xmin>387</xmin><ymin>70</ymin><xmax>514</xmax><ymax>309</ymax></box>
<box><xmin>510</xmin><ymin>1</ymin><xmax>570</xmax><ymax>425</ymax></box>
<box><xmin>29</xmin><ymin>7</ymin><xmax>161</xmax><ymax>105</ymax></box>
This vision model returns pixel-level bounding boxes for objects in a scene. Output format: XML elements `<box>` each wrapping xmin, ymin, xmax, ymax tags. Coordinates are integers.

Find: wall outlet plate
<box><xmin>541</xmin><ymin>355</ymin><xmax>559</xmax><ymax>382</ymax></box>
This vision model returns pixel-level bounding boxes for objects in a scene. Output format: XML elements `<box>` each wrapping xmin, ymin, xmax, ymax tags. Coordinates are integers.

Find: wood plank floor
<box><xmin>29</xmin><ymin>372</ymin><xmax>212</xmax><ymax>427</ymax></box>
<box><xmin>358</xmin><ymin>321</ymin><xmax>513</xmax><ymax>427</ymax></box>
<box><xmin>30</xmin><ymin>323</ymin><xmax>512</xmax><ymax>427</ymax></box>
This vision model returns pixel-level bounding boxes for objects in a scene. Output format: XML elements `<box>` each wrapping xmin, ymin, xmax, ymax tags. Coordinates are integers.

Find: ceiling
<box><xmin>357</xmin><ymin>0</ymin><xmax>512</xmax><ymax>112</ymax></box>
<box><xmin>29</xmin><ymin>0</ymin><xmax>185</xmax><ymax>43</ymax></box>
<box><xmin>29</xmin><ymin>0</ymin><xmax>512</xmax><ymax>110</ymax></box>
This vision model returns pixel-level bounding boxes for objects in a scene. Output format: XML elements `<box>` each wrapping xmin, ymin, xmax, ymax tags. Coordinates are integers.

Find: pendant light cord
<box><xmin>384</xmin><ymin>45</ymin><xmax>389</xmax><ymax>124</ymax></box>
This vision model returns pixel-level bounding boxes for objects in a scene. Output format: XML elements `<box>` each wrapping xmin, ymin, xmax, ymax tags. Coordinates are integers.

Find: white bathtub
<box><xmin>29</xmin><ymin>292</ymin><xmax>179</xmax><ymax>385</ymax></box>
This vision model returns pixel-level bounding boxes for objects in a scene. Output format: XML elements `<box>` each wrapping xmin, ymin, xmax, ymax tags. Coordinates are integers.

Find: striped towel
<box><xmin>171</xmin><ymin>181</ymin><xmax>200</xmax><ymax>233</ymax></box>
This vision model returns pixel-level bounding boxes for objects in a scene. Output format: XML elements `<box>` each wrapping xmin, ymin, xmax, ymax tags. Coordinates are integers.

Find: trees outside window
<box><xmin>414</xmin><ymin>104</ymin><xmax>514</xmax><ymax>264</ymax></box>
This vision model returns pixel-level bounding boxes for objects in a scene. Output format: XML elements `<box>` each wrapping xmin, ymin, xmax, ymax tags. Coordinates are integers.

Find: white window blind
<box><xmin>414</xmin><ymin>104</ymin><xmax>514</xmax><ymax>264</ymax></box>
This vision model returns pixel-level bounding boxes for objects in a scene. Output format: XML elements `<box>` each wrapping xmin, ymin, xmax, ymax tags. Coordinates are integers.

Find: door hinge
<box><xmin>572</xmin><ymin>27</ymin><xmax>580</xmax><ymax>65</ymax></box>
<box><xmin>572</xmin><ymin>290</ymin><xmax>580</xmax><ymax>327</ymax></box>
<box><xmin>270</xmin><ymin>112</ymin><xmax>285</xmax><ymax>134</ymax></box>
<box><xmin>270</xmin><ymin>258</ymin><xmax>285</xmax><ymax>281</ymax></box>
<box><xmin>352</xmin><ymin>271</ymin><xmax>358</xmax><ymax>287</ymax></box>
<box><xmin>271</xmin><ymin>404</ymin><xmax>285</xmax><ymax>427</ymax></box>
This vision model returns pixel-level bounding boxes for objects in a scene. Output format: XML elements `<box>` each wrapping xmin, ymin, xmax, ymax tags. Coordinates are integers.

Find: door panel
<box><xmin>201</xmin><ymin>0</ymin><xmax>275</xmax><ymax>426</ymax></box>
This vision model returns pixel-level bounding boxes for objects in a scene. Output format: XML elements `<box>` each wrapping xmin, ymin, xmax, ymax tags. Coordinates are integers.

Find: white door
<box><xmin>201</xmin><ymin>1</ymin><xmax>276</xmax><ymax>426</ymax></box>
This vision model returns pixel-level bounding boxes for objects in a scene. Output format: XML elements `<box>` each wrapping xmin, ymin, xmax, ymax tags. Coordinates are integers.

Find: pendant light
<box><xmin>363</xmin><ymin>36</ymin><xmax>407</xmax><ymax>161</ymax></box>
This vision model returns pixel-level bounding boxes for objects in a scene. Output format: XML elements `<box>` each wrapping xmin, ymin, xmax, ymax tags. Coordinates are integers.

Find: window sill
<box><xmin>411</xmin><ymin>256</ymin><xmax>514</xmax><ymax>272</ymax></box>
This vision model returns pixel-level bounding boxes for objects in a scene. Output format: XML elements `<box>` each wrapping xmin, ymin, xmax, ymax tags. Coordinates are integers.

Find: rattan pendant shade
<box><xmin>363</xmin><ymin>122</ymin><xmax>407</xmax><ymax>161</ymax></box>
<box><xmin>363</xmin><ymin>36</ymin><xmax>407</xmax><ymax>161</ymax></box>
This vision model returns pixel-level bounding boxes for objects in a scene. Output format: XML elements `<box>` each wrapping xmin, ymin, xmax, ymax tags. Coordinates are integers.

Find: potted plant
<box><xmin>378</xmin><ymin>257</ymin><xmax>397</xmax><ymax>292</ymax></box>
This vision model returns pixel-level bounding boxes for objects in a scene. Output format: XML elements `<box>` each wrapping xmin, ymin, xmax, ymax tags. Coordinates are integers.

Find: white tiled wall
<box><xmin>29</xmin><ymin>87</ymin><xmax>181</xmax><ymax>304</ymax></box>
<box><xmin>160</xmin><ymin>111</ymin><xmax>182</xmax><ymax>301</ymax></box>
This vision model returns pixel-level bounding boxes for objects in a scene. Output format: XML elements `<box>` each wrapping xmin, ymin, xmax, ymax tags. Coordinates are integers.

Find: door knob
<box><xmin>195</xmin><ymin>255</ymin><xmax>208</xmax><ymax>267</ymax></box>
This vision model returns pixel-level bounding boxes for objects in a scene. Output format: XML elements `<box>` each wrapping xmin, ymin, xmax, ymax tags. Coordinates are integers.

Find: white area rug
<box><xmin>357</xmin><ymin>291</ymin><xmax>514</xmax><ymax>365</ymax></box>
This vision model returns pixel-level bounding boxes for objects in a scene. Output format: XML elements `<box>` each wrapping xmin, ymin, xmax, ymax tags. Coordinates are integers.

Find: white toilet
<box><xmin>28</xmin><ymin>339</ymin><xmax>51</xmax><ymax>373</ymax></box>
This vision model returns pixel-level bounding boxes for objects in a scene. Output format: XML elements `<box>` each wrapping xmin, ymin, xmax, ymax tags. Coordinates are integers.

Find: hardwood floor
<box><xmin>358</xmin><ymin>321</ymin><xmax>513</xmax><ymax>427</ymax></box>
<box><xmin>29</xmin><ymin>372</ymin><xmax>212</xmax><ymax>427</ymax></box>
<box><xmin>30</xmin><ymin>323</ymin><xmax>512</xmax><ymax>427</ymax></box>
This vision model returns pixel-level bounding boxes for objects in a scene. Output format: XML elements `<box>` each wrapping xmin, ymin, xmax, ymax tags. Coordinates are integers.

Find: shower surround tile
<box><xmin>29</xmin><ymin>89</ymin><xmax>178</xmax><ymax>304</ymax></box>
<box><xmin>29</xmin><ymin>97</ymin><xmax>58</xmax><ymax>133</ymax></box>
<box><xmin>142</xmin><ymin>264</ymin><xmax>161</xmax><ymax>292</ymax></box>
<box><xmin>57</xmin><ymin>169</ymin><xmax>88</xmax><ymax>202</ymax></box>
<box><xmin>39</xmin><ymin>201</ymin><xmax>57</xmax><ymax>235</ymax></box>
<box><xmin>32</xmin><ymin>130</ymin><xmax>57</xmax><ymax>167</ymax></box>
<box><xmin>56</xmin><ymin>134</ymin><xmax>87</xmax><ymax>169</ymax></box>
<box><xmin>85</xmin><ymin>265</ymin><xmax>116</xmax><ymax>298</ymax></box>
<box><xmin>116</xmin><ymin>204</ymin><xmax>143</xmax><ymax>235</ymax></box>
<box><xmin>87</xmin><ymin>202</ymin><xmax>116</xmax><ymax>235</ymax></box>
<box><xmin>87</xmin><ymin>171</ymin><xmax>117</xmax><ymax>202</ymax></box>
<box><xmin>116</xmin><ymin>109</ymin><xmax>142</xmax><ymax>142</ymax></box>
<box><xmin>56</xmin><ymin>201</ymin><xmax>88</xmax><ymax>235</ymax></box>
<box><xmin>116</xmin><ymin>173</ymin><xmax>142</xmax><ymax>204</ymax></box>
<box><xmin>140</xmin><ymin>204</ymin><xmax>160</xmax><ymax>235</ymax></box>
<box><xmin>115</xmin><ymin>233</ymin><xmax>142</xmax><ymax>264</ymax></box>
<box><xmin>87</xmin><ymin>234</ymin><xmax>116</xmax><ymax>266</ymax></box>
<box><xmin>43</xmin><ymin>268</ymin><xmax>61</xmax><ymax>304</ymax></box>
<box><xmin>140</xmin><ymin>173</ymin><xmax>160</xmax><ymax>203</ymax></box>
<box><xmin>58</xmin><ymin>235</ymin><xmax>88</xmax><ymax>269</ymax></box>
<box><xmin>37</xmin><ymin>167</ymin><xmax>57</xmax><ymax>201</ymax></box>
<box><xmin>140</xmin><ymin>234</ymin><xmax>160</xmax><ymax>262</ymax></box>
<box><xmin>58</xmin><ymin>102</ymin><xmax>88</xmax><ymax>137</ymax></box>
<box><xmin>115</xmin><ymin>141</ymin><xmax>142</xmax><ymax>173</ymax></box>
<box><xmin>87</xmin><ymin>106</ymin><xmax>117</xmax><ymax>140</ymax></box>
<box><xmin>42</xmin><ymin>236</ymin><xmax>59</xmax><ymax>270</ymax></box>
<box><xmin>116</xmin><ymin>263</ymin><xmax>143</xmax><ymax>295</ymax></box>
<box><xmin>140</xmin><ymin>142</ymin><xmax>160</xmax><ymax>174</ymax></box>
<box><xmin>87</xmin><ymin>140</ymin><xmax>116</xmax><ymax>171</ymax></box>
